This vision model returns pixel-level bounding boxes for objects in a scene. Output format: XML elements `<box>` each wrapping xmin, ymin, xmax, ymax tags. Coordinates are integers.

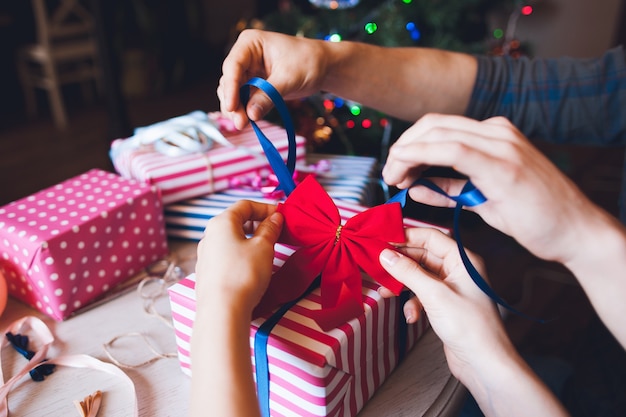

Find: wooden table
<box><xmin>1</xmin><ymin>241</ymin><xmax>466</xmax><ymax>416</ymax></box>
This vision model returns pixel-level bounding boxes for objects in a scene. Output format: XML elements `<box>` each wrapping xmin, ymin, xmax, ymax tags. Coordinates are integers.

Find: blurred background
<box><xmin>1</xmin><ymin>1</ymin><xmax>625</xmax><ymax>415</ymax></box>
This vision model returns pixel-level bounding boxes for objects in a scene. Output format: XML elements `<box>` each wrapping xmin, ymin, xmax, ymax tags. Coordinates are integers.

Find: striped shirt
<box><xmin>465</xmin><ymin>46</ymin><xmax>626</xmax><ymax>220</ymax></box>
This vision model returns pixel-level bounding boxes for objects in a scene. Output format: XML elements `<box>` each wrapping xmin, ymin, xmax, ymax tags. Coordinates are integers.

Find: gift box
<box><xmin>168</xmin><ymin>198</ymin><xmax>442</xmax><ymax>417</ymax></box>
<box><xmin>110</xmin><ymin>115</ymin><xmax>307</xmax><ymax>205</ymax></box>
<box><xmin>163</xmin><ymin>154</ymin><xmax>381</xmax><ymax>241</ymax></box>
<box><xmin>0</xmin><ymin>169</ymin><xmax>169</xmax><ymax>320</ymax></box>
<box><xmin>170</xmin><ymin>271</ymin><xmax>428</xmax><ymax>417</ymax></box>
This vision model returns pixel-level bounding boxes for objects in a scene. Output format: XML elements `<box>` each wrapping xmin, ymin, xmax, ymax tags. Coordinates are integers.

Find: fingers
<box><xmin>403</xmin><ymin>295</ymin><xmax>423</xmax><ymax>324</ymax></box>
<box><xmin>382</xmin><ymin>113</ymin><xmax>526</xmax><ymax>191</ymax></box>
<box><xmin>253</xmin><ymin>212</ymin><xmax>283</xmax><ymax>245</ymax></box>
<box><xmin>379</xmin><ymin>248</ymin><xmax>443</xmax><ymax>302</ymax></box>
<box><xmin>401</xmin><ymin>227</ymin><xmax>460</xmax><ymax>267</ymax></box>
<box><xmin>204</xmin><ymin>200</ymin><xmax>278</xmax><ymax>238</ymax></box>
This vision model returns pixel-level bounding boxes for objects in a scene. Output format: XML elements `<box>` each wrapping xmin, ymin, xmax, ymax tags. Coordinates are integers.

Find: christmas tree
<box><xmin>250</xmin><ymin>0</ymin><xmax>532</xmax><ymax>158</ymax></box>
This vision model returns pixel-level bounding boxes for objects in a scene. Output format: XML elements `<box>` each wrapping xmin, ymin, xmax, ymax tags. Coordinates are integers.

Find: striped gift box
<box><xmin>168</xmin><ymin>200</ymin><xmax>441</xmax><ymax>417</ymax></box>
<box><xmin>163</xmin><ymin>154</ymin><xmax>381</xmax><ymax>241</ymax></box>
<box><xmin>110</xmin><ymin>120</ymin><xmax>307</xmax><ymax>205</ymax></box>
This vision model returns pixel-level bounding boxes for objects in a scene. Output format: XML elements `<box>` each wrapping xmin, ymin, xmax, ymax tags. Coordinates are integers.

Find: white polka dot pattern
<box><xmin>0</xmin><ymin>169</ymin><xmax>169</xmax><ymax>320</ymax></box>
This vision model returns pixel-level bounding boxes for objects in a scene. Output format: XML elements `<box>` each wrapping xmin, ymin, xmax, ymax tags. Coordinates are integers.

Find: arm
<box><xmin>219</xmin><ymin>29</ymin><xmax>477</xmax><ymax>129</ymax></box>
<box><xmin>466</xmin><ymin>47</ymin><xmax>626</xmax><ymax>144</ymax></box>
<box><xmin>382</xmin><ymin>113</ymin><xmax>626</xmax><ymax>348</ymax></box>
<box><xmin>190</xmin><ymin>201</ymin><xmax>283</xmax><ymax>417</ymax></box>
<box><xmin>379</xmin><ymin>228</ymin><xmax>570</xmax><ymax>417</ymax></box>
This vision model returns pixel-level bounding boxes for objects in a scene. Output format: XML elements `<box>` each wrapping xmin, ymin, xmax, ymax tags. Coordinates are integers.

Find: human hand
<box><xmin>218</xmin><ymin>29</ymin><xmax>330</xmax><ymax>130</ymax></box>
<box><xmin>379</xmin><ymin>227</ymin><xmax>512</xmax><ymax>381</ymax></box>
<box><xmin>382</xmin><ymin>114</ymin><xmax>604</xmax><ymax>265</ymax></box>
<box><xmin>195</xmin><ymin>200</ymin><xmax>283</xmax><ymax>316</ymax></box>
<box><xmin>379</xmin><ymin>227</ymin><xmax>570</xmax><ymax>417</ymax></box>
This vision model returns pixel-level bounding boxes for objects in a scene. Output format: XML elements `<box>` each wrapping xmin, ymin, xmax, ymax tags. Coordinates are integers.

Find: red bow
<box><xmin>253</xmin><ymin>176</ymin><xmax>406</xmax><ymax>331</ymax></box>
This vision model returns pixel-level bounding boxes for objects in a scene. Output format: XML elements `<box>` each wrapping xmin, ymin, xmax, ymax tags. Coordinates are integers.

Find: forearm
<box><xmin>461</xmin><ymin>346</ymin><xmax>570</xmax><ymax>417</ymax></box>
<box><xmin>563</xmin><ymin>206</ymin><xmax>626</xmax><ymax>348</ymax></box>
<box><xmin>321</xmin><ymin>41</ymin><xmax>477</xmax><ymax>121</ymax></box>
<box><xmin>190</xmin><ymin>300</ymin><xmax>260</xmax><ymax>417</ymax></box>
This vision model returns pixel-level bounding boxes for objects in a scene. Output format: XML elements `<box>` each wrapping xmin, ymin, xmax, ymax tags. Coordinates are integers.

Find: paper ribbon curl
<box><xmin>253</xmin><ymin>176</ymin><xmax>406</xmax><ymax>331</ymax></box>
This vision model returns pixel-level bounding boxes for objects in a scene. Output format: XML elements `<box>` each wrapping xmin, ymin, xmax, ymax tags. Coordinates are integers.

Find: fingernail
<box><xmin>405</xmin><ymin>312</ymin><xmax>414</xmax><ymax>323</ymax></box>
<box><xmin>380</xmin><ymin>248</ymin><xmax>401</xmax><ymax>266</ymax></box>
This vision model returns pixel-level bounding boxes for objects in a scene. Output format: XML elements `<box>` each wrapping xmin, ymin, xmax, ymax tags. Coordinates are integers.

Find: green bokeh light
<box><xmin>364</xmin><ymin>22</ymin><xmax>378</xmax><ymax>34</ymax></box>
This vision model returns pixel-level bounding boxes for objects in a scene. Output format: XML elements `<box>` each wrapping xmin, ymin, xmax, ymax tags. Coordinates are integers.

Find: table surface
<box><xmin>1</xmin><ymin>241</ymin><xmax>466</xmax><ymax>417</ymax></box>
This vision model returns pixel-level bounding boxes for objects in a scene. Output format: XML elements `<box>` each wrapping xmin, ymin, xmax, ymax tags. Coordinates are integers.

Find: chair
<box><xmin>16</xmin><ymin>0</ymin><xmax>101</xmax><ymax>129</ymax></box>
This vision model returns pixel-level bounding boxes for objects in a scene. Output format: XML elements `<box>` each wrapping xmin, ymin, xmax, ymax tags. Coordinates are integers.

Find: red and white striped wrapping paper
<box><xmin>163</xmin><ymin>153</ymin><xmax>381</xmax><ymax>241</ymax></box>
<box><xmin>111</xmin><ymin>120</ymin><xmax>307</xmax><ymax>205</ymax></box>
<box><xmin>168</xmin><ymin>199</ymin><xmax>443</xmax><ymax>417</ymax></box>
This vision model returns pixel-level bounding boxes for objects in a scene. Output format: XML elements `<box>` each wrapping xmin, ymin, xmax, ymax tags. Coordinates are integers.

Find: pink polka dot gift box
<box><xmin>0</xmin><ymin>169</ymin><xmax>169</xmax><ymax>320</ymax></box>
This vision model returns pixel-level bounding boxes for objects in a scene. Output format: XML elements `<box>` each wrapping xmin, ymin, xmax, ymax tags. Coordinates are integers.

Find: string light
<box><xmin>405</xmin><ymin>22</ymin><xmax>421</xmax><ymax>41</ymax></box>
<box><xmin>493</xmin><ymin>28</ymin><xmax>504</xmax><ymax>39</ymax></box>
<box><xmin>361</xmin><ymin>119</ymin><xmax>372</xmax><ymax>129</ymax></box>
<box><xmin>364</xmin><ymin>22</ymin><xmax>378</xmax><ymax>34</ymax></box>
<box><xmin>349</xmin><ymin>105</ymin><xmax>361</xmax><ymax>116</ymax></box>
<box><xmin>521</xmin><ymin>5</ymin><xmax>533</xmax><ymax>15</ymax></box>
<box><xmin>325</xmin><ymin>33</ymin><xmax>343</xmax><ymax>42</ymax></box>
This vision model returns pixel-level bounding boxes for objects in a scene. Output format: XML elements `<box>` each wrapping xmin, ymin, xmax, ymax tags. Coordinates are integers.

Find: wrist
<box><xmin>458</xmin><ymin>346</ymin><xmax>568</xmax><ymax>417</ymax></box>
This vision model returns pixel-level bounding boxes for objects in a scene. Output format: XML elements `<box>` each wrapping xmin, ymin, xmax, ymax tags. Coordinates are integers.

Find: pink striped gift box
<box><xmin>111</xmin><ymin>120</ymin><xmax>307</xmax><ymax>205</ymax></box>
<box><xmin>168</xmin><ymin>199</ymin><xmax>443</xmax><ymax>417</ymax></box>
<box><xmin>0</xmin><ymin>169</ymin><xmax>169</xmax><ymax>320</ymax></box>
<box><xmin>163</xmin><ymin>153</ymin><xmax>382</xmax><ymax>241</ymax></box>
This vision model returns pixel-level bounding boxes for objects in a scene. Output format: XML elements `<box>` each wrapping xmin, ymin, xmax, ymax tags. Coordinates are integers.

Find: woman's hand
<box><xmin>378</xmin><ymin>227</ymin><xmax>569</xmax><ymax>417</ymax></box>
<box><xmin>191</xmin><ymin>200</ymin><xmax>283</xmax><ymax>417</ymax></box>
<box><xmin>195</xmin><ymin>200</ymin><xmax>283</xmax><ymax>316</ymax></box>
<box><xmin>380</xmin><ymin>227</ymin><xmax>509</xmax><ymax>380</ymax></box>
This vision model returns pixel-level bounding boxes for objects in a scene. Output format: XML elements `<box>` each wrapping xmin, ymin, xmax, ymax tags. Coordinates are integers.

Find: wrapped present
<box><xmin>0</xmin><ymin>169</ymin><xmax>169</xmax><ymax>320</ymax></box>
<box><xmin>170</xmin><ymin>271</ymin><xmax>428</xmax><ymax>417</ymax></box>
<box><xmin>163</xmin><ymin>153</ymin><xmax>381</xmax><ymax>241</ymax></box>
<box><xmin>110</xmin><ymin>111</ymin><xmax>307</xmax><ymax>205</ymax></box>
<box><xmin>168</xmin><ymin>191</ymin><xmax>446</xmax><ymax>416</ymax></box>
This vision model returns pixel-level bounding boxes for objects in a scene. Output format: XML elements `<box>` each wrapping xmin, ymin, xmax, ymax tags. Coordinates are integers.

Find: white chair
<box><xmin>16</xmin><ymin>0</ymin><xmax>101</xmax><ymax>129</ymax></box>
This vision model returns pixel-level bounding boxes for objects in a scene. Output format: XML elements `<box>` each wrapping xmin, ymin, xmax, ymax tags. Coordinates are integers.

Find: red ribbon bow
<box><xmin>253</xmin><ymin>176</ymin><xmax>406</xmax><ymax>331</ymax></box>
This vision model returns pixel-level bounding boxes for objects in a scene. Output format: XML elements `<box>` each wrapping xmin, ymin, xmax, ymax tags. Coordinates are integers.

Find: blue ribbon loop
<box><xmin>389</xmin><ymin>179</ymin><xmax>546</xmax><ymax>323</ymax></box>
<box><xmin>241</xmin><ymin>77</ymin><xmax>297</xmax><ymax>196</ymax></box>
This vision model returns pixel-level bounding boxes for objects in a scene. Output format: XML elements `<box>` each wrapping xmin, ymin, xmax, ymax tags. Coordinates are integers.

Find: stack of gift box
<box><xmin>0</xmin><ymin>111</ymin><xmax>440</xmax><ymax>416</ymax></box>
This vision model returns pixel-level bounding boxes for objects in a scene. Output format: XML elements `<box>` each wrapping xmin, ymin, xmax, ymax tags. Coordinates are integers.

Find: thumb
<box><xmin>247</xmin><ymin>87</ymin><xmax>277</xmax><ymax>121</ymax></box>
<box><xmin>253</xmin><ymin>211</ymin><xmax>284</xmax><ymax>244</ymax></box>
<box><xmin>379</xmin><ymin>248</ymin><xmax>443</xmax><ymax>301</ymax></box>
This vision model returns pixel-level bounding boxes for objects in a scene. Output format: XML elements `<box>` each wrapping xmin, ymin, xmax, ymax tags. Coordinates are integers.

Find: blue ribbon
<box><xmin>240</xmin><ymin>78</ymin><xmax>297</xmax><ymax>196</ymax></box>
<box><xmin>5</xmin><ymin>332</ymin><xmax>55</xmax><ymax>381</ymax></box>
<box><xmin>389</xmin><ymin>179</ymin><xmax>546</xmax><ymax>323</ymax></box>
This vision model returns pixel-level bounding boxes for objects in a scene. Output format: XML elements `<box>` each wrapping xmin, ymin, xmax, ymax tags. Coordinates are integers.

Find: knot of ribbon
<box><xmin>390</xmin><ymin>179</ymin><xmax>546</xmax><ymax>322</ymax></box>
<box><xmin>111</xmin><ymin>111</ymin><xmax>234</xmax><ymax>159</ymax></box>
<box><xmin>5</xmin><ymin>332</ymin><xmax>55</xmax><ymax>381</ymax></box>
<box><xmin>253</xmin><ymin>176</ymin><xmax>405</xmax><ymax>331</ymax></box>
